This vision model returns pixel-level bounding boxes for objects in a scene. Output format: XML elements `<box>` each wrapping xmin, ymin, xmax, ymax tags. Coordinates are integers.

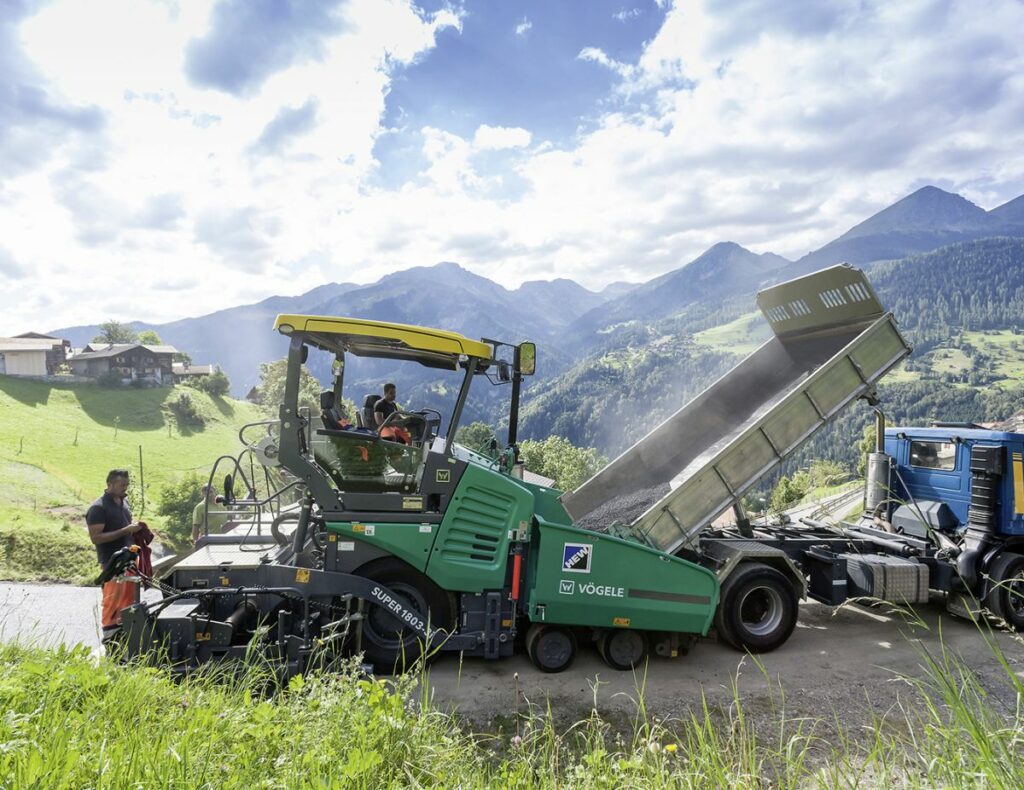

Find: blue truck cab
<box><xmin>885</xmin><ymin>426</ymin><xmax>1024</xmax><ymax>538</ymax></box>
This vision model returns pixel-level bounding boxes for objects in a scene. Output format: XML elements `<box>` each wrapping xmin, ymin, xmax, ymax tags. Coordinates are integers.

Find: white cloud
<box><xmin>473</xmin><ymin>125</ymin><xmax>532</xmax><ymax>151</ymax></box>
<box><xmin>0</xmin><ymin>0</ymin><xmax>460</xmax><ymax>332</ymax></box>
<box><xmin>515</xmin><ymin>18</ymin><xmax>532</xmax><ymax>37</ymax></box>
<box><xmin>577</xmin><ymin>47</ymin><xmax>636</xmax><ymax>80</ymax></box>
<box><xmin>613</xmin><ymin>8</ymin><xmax>643</xmax><ymax>22</ymax></box>
<box><xmin>2</xmin><ymin>0</ymin><xmax>1024</xmax><ymax>333</ymax></box>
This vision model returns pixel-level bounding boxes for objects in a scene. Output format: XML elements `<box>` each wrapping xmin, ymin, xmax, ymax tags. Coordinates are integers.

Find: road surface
<box><xmin>2</xmin><ymin>581</ymin><xmax>1020</xmax><ymax>735</ymax></box>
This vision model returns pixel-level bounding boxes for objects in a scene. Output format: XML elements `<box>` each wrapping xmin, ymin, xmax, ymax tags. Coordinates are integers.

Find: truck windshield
<box><xmin>909</xmin><ymin>440</ymin><xmax>956</xmax><ymax>470</ymax></box>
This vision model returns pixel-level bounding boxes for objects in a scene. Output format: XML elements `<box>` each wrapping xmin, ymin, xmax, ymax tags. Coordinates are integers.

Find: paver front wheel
<box><xmin>358</xmin><ymin>559</ymin><xmax>453</xmax><ymax>673</ymax></box>
<box><xmin>715</xmin><ymin>563</ymin><xmax>798</xmax><ymax>653</ymax></box>
<box><xmin>526</xmin><ymin>624</ymin><xmax>577</xmax><ymax>673</ymax></box>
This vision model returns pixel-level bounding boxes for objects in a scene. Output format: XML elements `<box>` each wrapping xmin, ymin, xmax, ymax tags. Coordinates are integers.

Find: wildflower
<box><xmin>511</xmin><ymin>735</ymin><xmax>523</xmax><ymax>748</ymax></box>
<box><xmin>664</xmin><ymin>744</ymin><xmax>678</xmax><ymax>755</ymax></box>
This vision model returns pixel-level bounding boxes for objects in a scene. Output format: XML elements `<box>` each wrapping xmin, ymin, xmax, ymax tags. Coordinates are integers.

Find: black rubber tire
<box><xmin>526</xmin><ymin>624</ymin><xmax>577</xmax><ymax>673</ymax></box>
<box><xmin>598</xmin><ymin>629</ymin><xmax>649</xmax><ymax>671</ymax></box>
<box><xmin>984</xmin><ymin>552</ymin><xmax>1024</xmax><ymax>631</ymax></box>
<box><xmin>358</xmin><ymin>558</ymin><xmax>454</xmax><ymax>673</ymax></box>
<box><xmin>714</xmin><ymin>563</ymin><xmax>799</xmax><ymax>653</ymax></box>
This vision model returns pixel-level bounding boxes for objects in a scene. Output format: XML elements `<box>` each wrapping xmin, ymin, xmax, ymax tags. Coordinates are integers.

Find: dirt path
<box><xmin>3</xmin><ymin>581</ymin><xmax>1020</xmax><ymax>735</ymax></box>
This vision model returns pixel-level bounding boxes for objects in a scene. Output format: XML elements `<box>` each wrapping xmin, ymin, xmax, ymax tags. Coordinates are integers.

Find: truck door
<box><xmin>1009</xmin><ymin>440</ymin><xmax>1024</xmax><ymax>537</ymax></box>
<box><xmin>900</xmin><ymin>437</ymin><xmax>970</xmax><ymax>528</ymax></box>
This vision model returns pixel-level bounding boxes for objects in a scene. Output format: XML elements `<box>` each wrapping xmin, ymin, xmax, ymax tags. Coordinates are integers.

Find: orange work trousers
<box><xmin>101</xmin><ymin>576</ymin><xmax>139</xmax><ymax>629</ymax></box>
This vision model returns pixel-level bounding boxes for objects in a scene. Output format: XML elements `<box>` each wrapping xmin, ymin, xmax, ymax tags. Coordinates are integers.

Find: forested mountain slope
<box><xmin>520</xmin><ymin>238</ymin><xmax>1024</xmax><ymax>461</ymax></box>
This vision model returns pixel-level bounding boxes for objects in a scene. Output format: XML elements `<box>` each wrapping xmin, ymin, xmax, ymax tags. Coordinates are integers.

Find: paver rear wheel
<box><xmin>985</xmin><ymin>552</ymin><xmax>1024</xmax><ymax>631</ymax></box>
<box><xmin>526</xmin><ymin>624</ymin><xmax>577</xmax><ymax>673</ymax></box>
<box><xmin>598</xmin><ymin>629</ymin><xmax>648</xmax><ymax>671</ymax></box>
<box><xmin>715</xmin><ymin>563</ymin><xmax>798</xmax><ymax>653</ymax></box>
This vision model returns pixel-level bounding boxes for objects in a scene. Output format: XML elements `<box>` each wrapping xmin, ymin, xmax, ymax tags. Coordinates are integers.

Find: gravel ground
<box><xmin>3</xmin><ymin>581</ymin><xmax>1020</xmax><ymax>738</ymax></box>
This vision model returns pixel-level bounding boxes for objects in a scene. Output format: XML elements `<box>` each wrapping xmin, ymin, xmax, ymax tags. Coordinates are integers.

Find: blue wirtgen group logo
<box><xmin>561</xmin><ymin>542</ymin><xmax>592</xmax><ymax>574</ymax></box>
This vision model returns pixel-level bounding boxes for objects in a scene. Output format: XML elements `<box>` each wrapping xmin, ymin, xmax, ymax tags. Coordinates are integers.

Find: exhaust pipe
<box><xmin>957</xmin><ymin>444</ymin><xmax>1004</xmax><ymax>587</ymax></box>
<box><xmin>864</xmin><ymin>407</ymin><xmax>892</xmax><ymax>517</ymax></box>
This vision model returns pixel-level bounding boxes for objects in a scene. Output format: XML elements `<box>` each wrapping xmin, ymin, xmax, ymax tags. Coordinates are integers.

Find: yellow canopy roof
<box><xmin>273</xmin><ymin>314</ymin><xmax>493</xmax><ymax>369</ymax></box>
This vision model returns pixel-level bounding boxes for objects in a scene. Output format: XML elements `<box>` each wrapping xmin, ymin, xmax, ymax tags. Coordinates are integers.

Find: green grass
<box><xmin>0</xmin><ymin>377</ymin><xmax>264</xmax><ymax>581</ymax></box>
<box><xmin>790</xmin><ymin>479</ymin><xmax>859</xmax><ymax>508</ymax></box>
<box><xmin>929</xmin><ymin>346</ymin><xmax>973</xmax><ymax>376</ymax></box>
<box><xmin>963</xmin><ymin>329</ymin><xmax>1024</xmax><ymax>385</ymax></box>
<box><xmin>902</xmin><ymin>330</ymin><xmax>1024</xmax><ymax>390</ymax></box>
<box><xmin>878</xmin><ymin>362</ymin><xmax>919</xmax><ymax>384</ymax></box>
<box><xmin>692</xmin><ymin>311</ymin><xmax>771</xmax><ymax>356</ymax></box>
<box><xmin>0</xmin><ymin>459</ymin><xmax>96</xmax><ymax>584</ymax></box>
<box><xmin>0</xmin><ymin>618</ymin><xmax>1021</xmax><ymax>787</ymax></box>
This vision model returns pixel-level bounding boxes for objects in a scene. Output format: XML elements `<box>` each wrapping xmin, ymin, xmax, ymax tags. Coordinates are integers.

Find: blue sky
<box><xmin>1</xmin><ymin>0</ymin><xmax>1024</xmax><ymax>333</ymax></box>
<box><xmin>374</xmin><ymin>1</ymin><xmax>667</xmax><ymax>185</ymax></box>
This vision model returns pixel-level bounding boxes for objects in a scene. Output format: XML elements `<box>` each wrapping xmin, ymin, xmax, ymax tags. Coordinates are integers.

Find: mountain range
<box><xmin>52</xmin><ymin>185</ymin><xmax>1024</xmax><ymax>435</ymax></box>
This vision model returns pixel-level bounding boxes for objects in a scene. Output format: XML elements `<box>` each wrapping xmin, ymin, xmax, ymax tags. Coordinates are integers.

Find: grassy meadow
<box><xmin>0</xmin><ymin>377</ymin><xmax>263</xmax><ymax>583</ymax></box>
<box><xmin>0</xmin><ymin>619</ymin><xmax>1021</xmax><ymax>788</ymax></box>
<box><xmin>692</xmin><ymin>311</ymin><xmax>771</xmax><ymax>356</ymax></box>
<box><xmin>691</xmin><ymin>315</ymin><xmax>1024</xmax><ymax>394</ymax></box>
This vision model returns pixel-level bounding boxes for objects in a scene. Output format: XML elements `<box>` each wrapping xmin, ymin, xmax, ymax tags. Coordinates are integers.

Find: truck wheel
<box><xmin>526</xmin><ymin>624</ymin><xmax>577</xmax><ymax>673</ymax></box>
<box><xmin>985</xmin><ymin>552</ymin><xmax>1024</xmax><ymax>631</ymax></box>
<box><xmin>715</xmin><ymin>563</ymin><xmax>798</xmax><ymax>653</ymax></box>
<box><xmin>598</xmin><ymin>629</ymin><xmax>648</xmax><ymax>671</ymax></box>
<box><xmin>358</xmin><ymin>559</ymin><xmax>454</xmax><ymax>673</ymax></box>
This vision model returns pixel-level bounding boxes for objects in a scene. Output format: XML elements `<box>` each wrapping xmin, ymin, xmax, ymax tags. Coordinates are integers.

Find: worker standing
<box><xmin>191</xmin><ymin>484</ymin><xmax>230</xmax><ymax>543</ymax></box>
<box><xmin>86</xmin><ymin>469</ymin><xmax>142</xmax><ymax>641</ymax></box>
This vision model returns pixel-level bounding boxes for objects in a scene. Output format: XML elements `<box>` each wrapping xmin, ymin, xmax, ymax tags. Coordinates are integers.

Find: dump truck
<box><xmin>115</xmin><ymin>263</ymin><xmax>1021</xmax><ymax>677</ymax></box>
<box><xmin>860</xmin><ymin>424</ymin><xmax>1024</xmax><ymax>629</ymax></box>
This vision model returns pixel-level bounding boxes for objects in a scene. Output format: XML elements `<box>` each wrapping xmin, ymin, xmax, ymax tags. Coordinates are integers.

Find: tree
<box><xmin>187</xmin><ymin>369</ymin><xmax>231</xmax><ymax>397</ymax></box>
<box><xmin>137</xmin><ymin>330</ymin><xmax>163</xmax><ymax>345</ymax></box>
<box><xmin>156</xmin><ymin>472</ymin><xmax>204</xmax><ymax>552</ymax></box>
<box><xmin>807</xmin><ymin>459</ymin><xmax>849</xmax><ymax>490</ymax></box>
<box><xmin>257</xmin><ymin>358</ymin><xmax>323</xmax><ymax>414</ymax></box>
<box><xmin>455</xmin><ymin>421</ymin><xmax>497</xmax><ymax>452</ymax></box>
<box><xmin>518</xmin><ymin>435</ymin><xmax>607</xmax><ymax>492</ymax></box>
<box><xmin>93</xmin><ymin>320</ymin><xmax>137</xmax><ymax>344</ymax></box>
<box><xmin>856</xmin><ymin>424</ymin><xmax>876</xmax><ymax>478</ymax></box>
<box><xmin>769</xmin><ymin>474</ymin><xmax>808</xmax><ymax>515</ymax></box>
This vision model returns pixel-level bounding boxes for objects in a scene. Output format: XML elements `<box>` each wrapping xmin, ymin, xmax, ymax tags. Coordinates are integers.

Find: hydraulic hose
<box><xmin>290</xmin><ymin>492</ymin><xmax>314</xmax><ymax>554</ymax></box>
<box><xmin>271</xmin><ymin>511</ymin><xmax>301</xmax><ymax>547</ymax></box>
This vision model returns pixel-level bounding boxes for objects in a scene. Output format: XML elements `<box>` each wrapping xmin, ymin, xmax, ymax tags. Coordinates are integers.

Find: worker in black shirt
<box><xmin>373</xmin><ymin>382</ymin><xmax>398</xmax><ymax>426</ymax></box>
<box><xmin>374</xmin><ymin>382</ymin><xmax>413</xmax><ymax>444</ymax></box>
<box><xmin>86</xmin><ymin>469</ymin><xmax>142</xmax><ymax>640</ymax></box>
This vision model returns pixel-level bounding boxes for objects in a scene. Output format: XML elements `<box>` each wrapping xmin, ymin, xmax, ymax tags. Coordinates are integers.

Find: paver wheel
<box><xmin>985</xmin><ymin>552</ymin><xmax>1024</xmax><ymax>631</ymax></box>
<box><xmin>715</xmin><ymin>562</ymin><xmax>798</xmax><ymax>653</ymax></box>
<box><xmin>526</xmin><ymin>624</ymin><xmax>577</xmax><ymax>673</ymax></box>
<box><xmin>598</xmin><ymin>629</ymin><xmax>649</xmax><ymax>671</ymax></box>
<box><xmin>358</xmin><ymin>559</ymin><xmax>454</xmax><ymax>673</ymax></box>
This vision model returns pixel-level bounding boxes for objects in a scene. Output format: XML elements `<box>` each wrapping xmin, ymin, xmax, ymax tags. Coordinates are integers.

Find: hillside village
<box><xmin>0</xmin><ymin>330</ymin><xmax>220</xmax><ymax>387</ymax></box>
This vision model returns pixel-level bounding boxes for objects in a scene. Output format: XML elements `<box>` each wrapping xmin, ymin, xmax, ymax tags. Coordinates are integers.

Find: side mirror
<box><xmin>516</xmin><ymin>342</ymin><xmax>536</xmax><ymax>376</ymax></box>
<box><xmin>497</xmin><ymin>359</ymin><xmax>511</xmax><ymax>383</ymax></box>
<box><xmin>224</xmin><ymin>474</ymin><xmax>235</xmax><ymax>503</ymax></box>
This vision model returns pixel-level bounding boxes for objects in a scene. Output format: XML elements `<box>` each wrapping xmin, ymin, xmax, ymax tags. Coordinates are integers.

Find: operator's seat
<box><xmin>360</xmin><ymin>394</ymin><xmax>380</xmax><ymax>430</ymax></box>
<box><xmin>320</xmin><ymin>390</ymin><xmax>349</xmax><ymax>430</ymax></box>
